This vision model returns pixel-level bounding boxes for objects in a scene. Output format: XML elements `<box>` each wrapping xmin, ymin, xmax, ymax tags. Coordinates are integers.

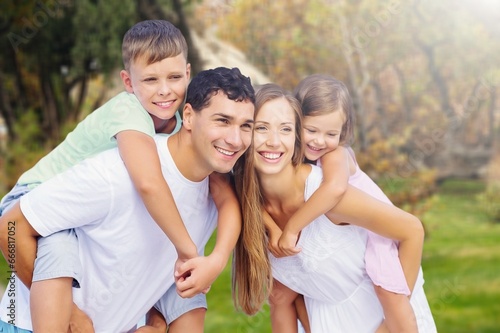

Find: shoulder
<box><xmin>304</xmin><ymin>164</ymin><xmax>323</xmax><ymax>198</ymax></box>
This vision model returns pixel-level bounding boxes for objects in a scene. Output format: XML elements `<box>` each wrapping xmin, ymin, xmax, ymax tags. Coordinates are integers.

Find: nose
<box><xmin>313</xmin><ymin>134</ymin><xmax>325</xmax><ymax>146</ymax></box>
<box><xmin>158</xmin><ymin>81</ymin><xmax>171</xmax><ymax>96</ymax></box>
<box><xmin>266</xmin><ymin>129</ymin><xmax>280</xmax><ymax>147</ymax></box>
<box><xmin>225</xmin><ymin>126</ymin><xmax>243</xmax><ymax>147</ymax></box>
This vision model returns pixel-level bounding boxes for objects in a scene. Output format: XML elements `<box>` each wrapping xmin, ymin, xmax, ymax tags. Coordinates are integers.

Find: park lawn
<box><xmin>420</xmin><ymin>179</ymin><xmax>500</xmax><ymax>333</ymax></box>
<box><xmin>0</xmin><ymin>179</ymin><xmax>498</xmax><ymax>332</ymax></box>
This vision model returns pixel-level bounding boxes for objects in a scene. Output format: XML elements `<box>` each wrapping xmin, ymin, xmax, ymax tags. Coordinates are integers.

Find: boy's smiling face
<box><xmin>120</xmin><ymin>53</ymin><xmax>190</xmax><ymax>123</ymax></box>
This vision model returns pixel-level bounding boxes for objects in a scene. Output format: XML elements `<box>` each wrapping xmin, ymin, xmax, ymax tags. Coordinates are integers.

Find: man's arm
<box><xmin>0</xmin><ymin>201</ymin><xmax>39</xmax><ymax>288</ymax></box>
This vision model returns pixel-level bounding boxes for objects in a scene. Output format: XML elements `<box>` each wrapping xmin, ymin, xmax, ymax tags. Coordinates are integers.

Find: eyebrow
<box><xmin>255</xmin><ymin>120</ymin><xmax>294</xmax><ymax>125</ymax></box>
<box><xmin>213</xmin><ymin>113</ymin><xmax>254</xmax><ymax>124</ymax></box>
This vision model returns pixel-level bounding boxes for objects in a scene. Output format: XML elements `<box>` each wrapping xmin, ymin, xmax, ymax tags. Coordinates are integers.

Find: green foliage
<box><xmin>70</xmin><ymin>0</ymin><xmax>136</xmax><ymax>76</ymax></box>
<box><xmin>475</xmin><ymin>155</ymin><xmax>500</xmax><ymax>222</ymax></box>
<box><xmin>2</xmin><ymin>109</ymin><xmax>48</xmax><ymax>188</ymax></box>
<box><xmin>476</xmin><ymin>183</ymin><xmax>500</xmax><ymax>222</ymax></box>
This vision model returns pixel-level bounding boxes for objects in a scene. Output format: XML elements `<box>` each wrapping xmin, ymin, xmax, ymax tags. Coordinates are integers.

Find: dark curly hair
<box><xmin>186</xmin><ymin>67</ymin><xmax>255</xmax><ymax>112</ymax></box>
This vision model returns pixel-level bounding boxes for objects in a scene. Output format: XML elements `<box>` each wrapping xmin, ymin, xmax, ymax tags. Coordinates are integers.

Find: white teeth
<box><xmin>308</xmin><ymin>145</ymin><xmax>321</xmax><ymax>151</ymax></box>
<box><xmin>156</xmin><ymin>101</ymin><xmax>173</xmax><ymax>107</ymax></box>
<box><xmin>216</xmin><ymin>147</ymin><xmax>235</xmax><ymax>156</ymax></box>
<box><xmin>261</xmin><ymin>152</ymin><xmax>281</xmax><ymax>159</ymax></box>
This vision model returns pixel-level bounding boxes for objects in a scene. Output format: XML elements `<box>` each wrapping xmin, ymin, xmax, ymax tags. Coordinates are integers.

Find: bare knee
<box><xmin>269</xmin><ymin>279</ymin><xmax>298</xmax><ymax>306</ymax></box>
<box><xmin>168</xmin><ymin>307</ymin><xmax>206</xmax><ymax>333</ymax></box>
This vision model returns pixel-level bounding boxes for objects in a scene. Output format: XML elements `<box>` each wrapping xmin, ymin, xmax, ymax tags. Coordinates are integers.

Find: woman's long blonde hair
<box><xmin>232</xmin><ymin>83</ymin><xmax>303</xmax><ymax>315</ymax></box>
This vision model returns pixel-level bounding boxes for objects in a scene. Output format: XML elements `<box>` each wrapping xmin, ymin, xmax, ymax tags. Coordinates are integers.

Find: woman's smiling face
<box><xmin>253</xmin><ymin>97</ymin><xmax>297</xmax><ymax>176</ymax></box>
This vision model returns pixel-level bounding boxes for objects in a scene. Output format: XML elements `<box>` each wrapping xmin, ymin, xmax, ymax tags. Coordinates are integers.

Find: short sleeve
<box><xmin>20</xmin><ymin>154</ymin><xmax>114</xmax><ymax>237</ymax></box>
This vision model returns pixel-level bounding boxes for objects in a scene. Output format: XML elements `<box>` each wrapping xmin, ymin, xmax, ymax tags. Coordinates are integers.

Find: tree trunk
<box><xmin>338</xmin><ymin>11</ymin><xmax>369</xmax><ymax>151</ymax></box>
<box><xmin>487</xmin><ymin>87</ymin><xmax>496</xmax><ymax>148</ymax></box>
<box><xmin>393</xmin><ymin>63</ymin><xmax>412</xmax><ymax>123</ymax></box>
<box><xmin>72</xmin><ymin>75</ymin><xmax>89</xmax><ymax>122</ymax></box>
<box><xmin>171</xmin><ymin>0</ymin><xmax>203</xmax><ymax>75</ymax></box>
<box><xmin>371</xmin><ymin>78</ymin><xmax>388</xmax><ymax>138</ymax></box>
<box><xmin>38</xmin><ymin>58</ymin><xmax>60</xmax><ymax>142</ymax></box>
<box><xmin>0</xmin><ymin>70</ymin><xmax>15</xmax><ymax>140</ymax></box>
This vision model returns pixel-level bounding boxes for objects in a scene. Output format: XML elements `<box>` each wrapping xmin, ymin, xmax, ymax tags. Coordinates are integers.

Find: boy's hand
<box><xmin>68</xmin><ymin>303</ymin><xmax>94</xmax><ymax>333</ymax></box>
<box><xmin>277</xmin><ymin>231</ymin><xmax>301</xmax><ymax>257</ymax></box>
<box><xmin>175</xmin><ymin>254</ymin><xmax>225</xmax><ymax>298</ymax></box>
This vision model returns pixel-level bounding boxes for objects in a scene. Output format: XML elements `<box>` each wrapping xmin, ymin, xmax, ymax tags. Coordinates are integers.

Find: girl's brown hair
<box><xmin>294</xmin><ymin>74</ymin><xmax>355</xmax><ymax>146</ymax></box>
<box><xmin>232</xmin><ymin>83</ymin><xmax>303</xmax><ymax>314</ymax></box>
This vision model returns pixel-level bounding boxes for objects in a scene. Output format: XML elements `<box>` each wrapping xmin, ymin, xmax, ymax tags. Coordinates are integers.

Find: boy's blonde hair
<box><xmin>122</xmin><ymin>20</ymin><xmax>188</xmax><ymax>71</ymax></box>
<box><xmin>294</xmin><ymin>74</ymin><xmax>355</xmax><ymax>146</ymax></box>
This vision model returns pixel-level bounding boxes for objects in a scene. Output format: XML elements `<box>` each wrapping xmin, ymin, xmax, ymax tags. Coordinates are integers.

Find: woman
<box><xmin>232</xmin><ymin>84</ymin><xmax>436</xmax><ymax>332</ymax></box>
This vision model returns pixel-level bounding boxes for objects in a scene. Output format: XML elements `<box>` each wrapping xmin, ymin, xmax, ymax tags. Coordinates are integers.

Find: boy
<box><xmin>0</xmin><ymin>20</ymin><xmax>235</xmax><ymax>331</ymax></box>
<box><xmin>0</xmin><ymin>67</ymin><xmax>255</xmax><ymax>332</ymax></box>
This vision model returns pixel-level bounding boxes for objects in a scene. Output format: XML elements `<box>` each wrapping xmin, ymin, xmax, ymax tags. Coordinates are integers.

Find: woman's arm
<box><xmin>325</xmin><ymin>185</ymin><xmax>424</xmax><ymax>291</ymax></box>
<box><xmin>116</xmin><ymin>131</ymin><xmax>198</xmax><ymax>261</ymax></box>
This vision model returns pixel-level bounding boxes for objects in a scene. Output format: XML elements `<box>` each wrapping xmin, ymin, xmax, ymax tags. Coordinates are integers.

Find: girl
<box><xmin>232</xmin><ymin>83</ymin><xmax>436</xmax><ymax>332</ymax></box>
<box><xmin>268</xmin><ymin>74</ymin><xmax>426</xmax><ymax>332</ymax></box>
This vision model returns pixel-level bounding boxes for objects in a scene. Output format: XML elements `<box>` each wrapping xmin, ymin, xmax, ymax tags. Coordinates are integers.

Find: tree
<box><xmin>0</xmin><ymin>0</ymin><xmax>136</xmax><ymax>143</ymax></box>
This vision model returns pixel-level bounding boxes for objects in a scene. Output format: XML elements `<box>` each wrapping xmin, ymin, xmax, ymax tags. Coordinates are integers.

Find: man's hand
<box><xmin>175</xmin><ymin>254</ymin><xmax>226</xmax><ymax>298</ymax></box>
<box><xmin>68</xmin><ymin>303</ymin><xmax>94</xmax><ymax>333</ymax></box>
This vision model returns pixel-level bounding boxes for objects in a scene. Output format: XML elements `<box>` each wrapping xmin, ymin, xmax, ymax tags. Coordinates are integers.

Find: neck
<box><xmin>152</xmin><ymin>114</ymin><xmax>177</xmax><ymax>134</ymax></box>
<box><xmin>167</xmin><ymin>130</ymin><xmax>209</xmax><ymax>182</ymax></box>
<box><xmin>259</xmin><ymin>163</ymin><xmax>309</xmax><ymax>211</ymax></box>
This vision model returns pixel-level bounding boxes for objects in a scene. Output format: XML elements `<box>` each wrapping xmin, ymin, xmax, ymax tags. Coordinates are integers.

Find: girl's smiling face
<box><xmin>302</xmin><ymin>111</ymin><xmax>345</xmax><ymax>161</ymax></box>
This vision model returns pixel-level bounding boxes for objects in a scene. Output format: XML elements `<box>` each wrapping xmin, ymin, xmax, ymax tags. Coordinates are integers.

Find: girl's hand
<box><xmin>267</xmin><ymin>226</ymin><xmax>283</xmax><ymax>258</ymax></box>
<box><xmin>277</xmin><ymin>231</ymin><xmax>301</xmax><ymax>257</ymax></box>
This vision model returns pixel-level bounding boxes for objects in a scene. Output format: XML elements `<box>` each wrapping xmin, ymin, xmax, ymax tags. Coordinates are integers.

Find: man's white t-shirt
<box><xmin>0</xmin><ymin>135</ymin><xmax>218</xmax><ymax>332</ymax></box>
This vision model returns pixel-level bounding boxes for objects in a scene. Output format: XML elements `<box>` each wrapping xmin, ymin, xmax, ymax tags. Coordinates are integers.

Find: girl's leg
<box><xmin>375</xmin><ymin>285</ymin><xmax>418</xmax><ymax>333</ymax></box>
<box><xmin>294</xmin><ymin>294</ymin><xmax>311</xmax><ymax>333</ymax></box>
<box><xmin>269</xmin><ymin>279</ymin><xmax>300</xmax><ymax>333</ymax></box>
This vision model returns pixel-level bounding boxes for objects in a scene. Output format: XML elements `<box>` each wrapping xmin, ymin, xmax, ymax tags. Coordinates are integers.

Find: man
<box><xmin>0</xmin><ymin>67</ymin><xmax>255</xmax><ymax>333</ymax></box>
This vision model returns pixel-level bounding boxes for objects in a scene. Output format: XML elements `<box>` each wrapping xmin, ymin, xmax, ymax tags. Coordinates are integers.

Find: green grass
<box><xmin>1</xmin><ymin>179</ymin><xmax>498</xmax><ymax>332</ymax></box>
<box><xmin>420</xmin><ymin>179</ymin><xmax>500</xmax><ymax>333</ymax></box>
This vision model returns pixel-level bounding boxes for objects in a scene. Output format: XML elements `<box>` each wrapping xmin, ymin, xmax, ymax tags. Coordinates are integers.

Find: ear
<box><xmin>120</xmin><ymin>70</ymin><xmax>134</xmax><ymax>93</ymax></box>
<box><xmin>182</xmin><ymin>103</ymin><xmax>194</xmax><ymax>130</ymax></box>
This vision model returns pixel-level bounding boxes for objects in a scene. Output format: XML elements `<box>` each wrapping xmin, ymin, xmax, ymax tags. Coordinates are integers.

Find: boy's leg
<box><xmin>30</xmin><ymin>229</ymin><xmax>82</xmax><ymax>333</ymax></box>
<box><xmin>155</xmin><ymin>284</ymin><xmax>207</xmax><ymax>333</ymax></box>
<box><xmin>167</xmin><ymin>308</ymin><xmax>206</xmax><ymax>333</ymax></box>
